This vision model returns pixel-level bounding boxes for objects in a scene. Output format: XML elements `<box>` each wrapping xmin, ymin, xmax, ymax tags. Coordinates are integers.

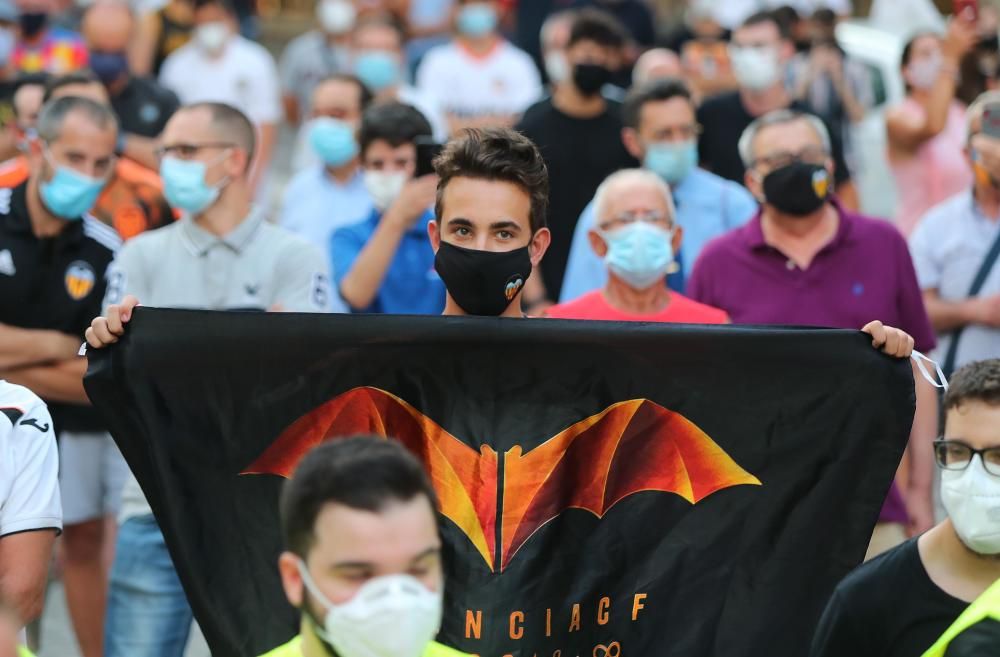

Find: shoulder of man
<box><xmin>696</xmin><ymin>91</ymin><xmax>739</xmax><ymax>121</ymax></box>
<box><xmin>832</xmin><ymin>538</ymin><xmax>920</xmax><ymax>609</ymax></box>
<box><xmin>913</xmin><ymin>192</ymin><xmax>970</xmax><ymax>238</ymax></box>
<box><xmin>82</xmin><ymin>214</ymin><xmax>123</xmax><ymax>255</ymax></box>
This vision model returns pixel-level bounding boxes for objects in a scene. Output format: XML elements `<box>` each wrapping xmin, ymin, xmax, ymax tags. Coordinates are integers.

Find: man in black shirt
<box><xmin>80</xmin><ymin>2</ymin><xmax>179</xmax><ymax>166</ymax></box>
<box><xmin>697</xmin><ymin>10</ymin><xmax>855</xmax><ymax>205</ymax></box>
<box><xmin>515</xmin><ymin>8</ymin><xmax>637</xmax><ymax>307</ymax></box>
<box><xmin>811</xmin><ymin>359</ymin><xmax>1000</xmax><ymax>657</ymax></box>
<box><xmin>0</xmin><ymin>95</ymin><xmax>121</xmax><ymax>657</ymax></box>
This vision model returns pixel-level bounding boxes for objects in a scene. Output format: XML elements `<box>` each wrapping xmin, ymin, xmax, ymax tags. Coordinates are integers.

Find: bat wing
<box><xmin>243</xmin><ymin>387</ymin><xmax>498</xmax><ymax>571</ymax></box>
<box><xmin>500</xmin><ymin>399</ymin><xmax>761</xmax><ymax>571</ymax></box>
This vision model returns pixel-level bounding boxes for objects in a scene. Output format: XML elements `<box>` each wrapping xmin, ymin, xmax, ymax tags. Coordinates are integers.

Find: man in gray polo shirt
<box><xmin>910</xmin><ymin>91</ymin><xmax>1000</xmax><ymax>375</ymax></box>
<box><xmin>93</xmin><ymin>101</ymin><xmax>331</xmax><ymax>657</ymax></box>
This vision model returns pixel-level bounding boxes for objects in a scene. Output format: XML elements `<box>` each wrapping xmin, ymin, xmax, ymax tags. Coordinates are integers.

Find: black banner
<box><xmin>84</xmin><ymin>309</ymin><xmax>915</xmax><ymax>657</ymax></box>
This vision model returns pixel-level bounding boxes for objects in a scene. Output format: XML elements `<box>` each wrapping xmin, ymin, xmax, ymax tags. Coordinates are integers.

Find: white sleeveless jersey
<box><xmin>0</xmin><ymin>381</ymin><xmax>61</xmax><ymax>537</ymax></box>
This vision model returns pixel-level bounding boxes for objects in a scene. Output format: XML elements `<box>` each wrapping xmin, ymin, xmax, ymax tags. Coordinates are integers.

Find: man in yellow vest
<box><xmin>921</xmin><ymin>578</ymin><xmax>1000</xmax><ymax>657</ymax></box>
<box><xmin>259</xmin><ymin>436</ymin><xmax>471</xmax><ymax>657</ymax></box>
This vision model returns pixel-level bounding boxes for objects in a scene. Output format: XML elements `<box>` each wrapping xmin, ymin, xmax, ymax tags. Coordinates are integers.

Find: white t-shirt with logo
<box><xmin>159</xmin><ymin>35</ymin><xmax>283</xmax><ymax>126</ymax></box>
<box><xmin>0</xmin><ymin>381</ymin><xmax>61</xmax><ymax>538</ymax></box>
<box><xmin>415</xmin><ymin>39</ymin><xmax>541</xmax><ymax>119</ymax></box>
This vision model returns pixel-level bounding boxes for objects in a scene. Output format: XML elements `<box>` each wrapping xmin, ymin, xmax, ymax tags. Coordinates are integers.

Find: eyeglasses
<box><xmin>155</xmin><ymin>142</ymin><xmax>235</xmax><ymax>160</ymax></box>
<box><xmin>751</xmin><ymin>146</ymin><xmax>829</xmax><ymax>171</ymax></box>
<box><xmin>598</xmin><ymin>210</ymin><xmax>672</xmax><ymax>232</ymax></box>
<box><xmin>933</xmin><ymin>439</ymin><xmax>1000</xmax><ymax>477</ymax></box>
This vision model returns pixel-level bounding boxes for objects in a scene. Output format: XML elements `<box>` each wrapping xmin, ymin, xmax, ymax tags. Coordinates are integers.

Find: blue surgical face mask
<box><xmin>308</xmin><ymin>117</ymin><xmax>358</xmax><ymax>167</ymax></box>
<box><xmin>39</xmin><ymin>153</ymin><xmax>108</xmax><ymax>220</ymax></box>
<box><xmin>353</xmin><ymin>50</ymin><xmax>401</xmax><ymax>92</ymax></box>
<box><xmin>160</xmin><ymin>154</ymin><xmax>230</xmax><ymax>215</ymax></box>
<box><xmin>644</xmin><ymin>140</ymin><xmax>698</xmax><ymax>185</ymax></box>
<box><xmin>457</xmin><ymin>3</ymin><xmax>497</xmax><ymax>38</ymax></box>
<box><xmin>602</xmin><ymin>221</ymin><xmax>675</xmax><ymax>290</ymax></box>
<box><xmin>89</xmin><ymin>51</ymin><xmax>129</xmax><ymax>85</ymax></box>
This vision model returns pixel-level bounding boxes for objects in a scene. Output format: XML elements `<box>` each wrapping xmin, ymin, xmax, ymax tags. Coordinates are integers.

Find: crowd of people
<box><xmin>0</xmin><ymin>0</ymin><xmax>999</xmax><ymax>655</ymax></box>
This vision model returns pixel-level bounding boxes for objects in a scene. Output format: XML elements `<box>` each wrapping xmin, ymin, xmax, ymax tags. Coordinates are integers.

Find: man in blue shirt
<box><xmin>332</xmin><ymin>102</ymin><xmax>445</xmax><ymax>314</ymax></box>
<box><xmin>559</xmin><ymin>78</ymin><xmax>757</xmax><ymax>303</ymax></box>
<box><xmin>280</xmin><ymin>75</ymin><xmax>374</xmax><ymax>265</ymax></box>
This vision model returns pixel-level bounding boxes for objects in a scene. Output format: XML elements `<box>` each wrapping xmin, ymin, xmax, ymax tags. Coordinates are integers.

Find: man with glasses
<box><xmin>560</xmin><ymin>78</ymin><xmax>756</xmax><ymax>302</ymax></box>
<box><xmin>0</xmin><ymin>96</ymin><xmax>118</xmax><ymax>657</ymax></box>
<box><xmin>811</xmin><ymin>358</ymin><xmax>1000</xmax><ymax>657</ymax></box>
<box><xmin>688</xmin><ymin>108</ymin><xmax>938</xmax><ymax>559</ymax></box>
<box><xmin>547</xmin><ymin>168</ymin><xmax>728</xmax><ymax>323</ymax></box>
<box><xmin>94</xmin><ymin>101</ymin><xmax>331</xmax><ymax>657</ymax></box>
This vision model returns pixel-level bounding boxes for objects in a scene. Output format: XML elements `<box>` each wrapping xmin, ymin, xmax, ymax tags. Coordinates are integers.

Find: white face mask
<box><xmin>195</xmin><ymin>21</ymin><xmax>230</xmax><ymax>53</ymax></box>
<box><xmin>729</xmin><ymin>45</ymin><xmax>781</xmax><ymax>91</ymax></box>
<box><xmin>363</xmin><ymin>170</ymin><xmax>408</xmax><ymax>212</ymax></box>
<box><xmin>942</xmin><ymin>454</ymin><xmax>1000</xmax><ymax>555</ymax></box>
<box><xmin>318</xmin><ymin>0</ymin><xmax>356</xmax><ymax>35</ymax></box>
<box><xmin>906</xmin><ymin>52</ymin><xmax>943</xmax><ymax>90</ymax></box>
<box><xmin>544</xmin><ymin>51</ymin><xmax>569</xmax><ymax>84</ymax></box>
<box><xmin>297</xmin><ymin>560</ymin><xmax>442</xmax><ymax>657</ymax></box>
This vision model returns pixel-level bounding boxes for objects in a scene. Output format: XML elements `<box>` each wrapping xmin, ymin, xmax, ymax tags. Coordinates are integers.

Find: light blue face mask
<box><xmin>308</xmin><ymin>117</ymin><xmax>358</xmax><ymax>167</ymax></box>
<box><xmin>644</xmin><ymin>140</ymin><xmax>698</xmax><ymax>185</ymax></box>
<box><xmin>160</xmin><ymin>155</ymin><xmax>229</xmax><ymax>216</ymax></box>
<box><xmin>353</xmin><ymin>50</ymin><xmax>401</xmax><ymax>92</ymax></box>
<box><xmin>40</xmin><ymin>156</ymin><xmax>107</xmax><ymax>220</ymax></box>
<box><xmin>457</xmin><ymin>3</ymin><xmax>497</xmax><ymax>37</ymax></box>
<box><xmin>602</xmin><ymin>221</ymin><xmax>675</xmax><ymax>290</ymax></box>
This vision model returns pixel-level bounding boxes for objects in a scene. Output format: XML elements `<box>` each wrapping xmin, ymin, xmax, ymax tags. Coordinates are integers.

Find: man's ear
<box><xmin>529</xmin><ymin>227</ymin><xmax>551</xmax><ymax>266</ymax></box>
<box><xmin>671</xmin><ymin>225</ymin><xmax>684</xmax><ymax>254</ymax></box>
<box><xmin>745</xmin><ymin>168</ymin><xmax>764</xmax><ymax>203</ymax></box>
<box><xmin>587</xmin><ymin>229</ymin><xmax>608</xmax><ymax>258</ymax></box>
<box><xmin>278</xmin><ymin>552</ymin><xmax>305</xmax><ymax>608</ymax></box>
<box><xmin>622</xmin><ymin>127</ymin><xmax>643</xmax><ymax>161</ymax></box>
<box><xmin>427</xmin><ymin>219</ymin><xmax>441</xmax><ymax>253</ymax></box>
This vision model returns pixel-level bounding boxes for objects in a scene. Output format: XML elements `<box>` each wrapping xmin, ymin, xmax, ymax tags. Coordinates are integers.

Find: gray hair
<box><xmin>737</xmin><ymin>109</ymin><xmax>832</xmax><ymax>168</ymax></box>
<box><xmin>36</xmin><ymin>96</ymin><xmax>119</xmax><ymax>144</ymax></box>
<box><xmin>593</xmin><ymin>168</ymin><xmax>676</xmax><ymax>225</ymax></box>
<box><xmin>967</xmin><ymin>90</ymin><xmax>1000</xmax><ymax>134</ymax></box>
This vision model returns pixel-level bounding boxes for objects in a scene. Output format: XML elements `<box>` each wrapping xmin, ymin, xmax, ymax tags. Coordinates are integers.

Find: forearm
<box><xmin>833</xmin><ymin>78</ymin><xmax>867</xmax><ymax>123</ymax></box>
<box><xmin>922</xmin><ymin>62</ymin><xmax>959</xmax><ymax>136</ymax></box>
<box><xmin>908</xmin><ymin>371</ymin><xmax>938</xmax><ymax>496</ymax></box>
<box><xmin>0</xmin><ymin>325</ymin><xmax>66</xmax><ymax>369</ymax></box>
<box><xmin>339</xmin><ymin>219</ymin><xmax>408</xmax><ymax>310</ymax></box>
<box><xmin>925</xmin><ymin>295</ymin><xmax>976</xmax><ymax>333</ymax></box>
<box><xmin>3</xmin><ymin>358</ymin><xmax>89</xmax><ymax>404</ymax></box>
<box><xmin>282</xmin><ymin>96</ymin><xmax>300</xmax><ymax>126</ymax></box>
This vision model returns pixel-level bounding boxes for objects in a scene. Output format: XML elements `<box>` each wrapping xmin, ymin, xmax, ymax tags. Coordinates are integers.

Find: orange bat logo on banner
<box><xmin>244</xmin><ymin>387</ymin><xmax>761</xmax><ymax>572</ymax></box>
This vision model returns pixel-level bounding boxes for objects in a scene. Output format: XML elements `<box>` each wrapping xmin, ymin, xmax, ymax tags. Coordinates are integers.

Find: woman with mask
<box><xmin>546</xmin><ymin>169</ymin><xmax>728</xmax><ymax>324</ymax></box>
<box><xmin>886</xmin><ymin>18</ymin><xmax>977</xmax><ymax>237</ymax></box>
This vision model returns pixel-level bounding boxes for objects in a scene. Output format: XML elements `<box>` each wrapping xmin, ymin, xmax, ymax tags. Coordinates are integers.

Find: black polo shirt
<box><xmin>0</xmin><ymin>182</ymin><xmax>119</xmax><ymax>433</ymax></box>
<box><xmin>111</xmin><ymin>76</ymin><xmax>181</xmax><ymax>139</ymax></box>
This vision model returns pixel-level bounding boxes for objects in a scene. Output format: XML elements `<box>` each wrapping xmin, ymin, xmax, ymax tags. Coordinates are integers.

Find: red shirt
<box><xmin>546</xmin><ymin>290</ymin><xmax>729</xmax><ymax>324</ymax></box>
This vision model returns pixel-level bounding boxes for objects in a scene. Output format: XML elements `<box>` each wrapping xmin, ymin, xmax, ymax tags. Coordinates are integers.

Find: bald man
<box><xmin>80</xmin><ymin>1</ymin><xmax>179</xmax><ymax>167</ymax></box>
<box><xmin>633</xmin><ymin>48</ymin><xmax>683</xmax><ymax>87</ymax></box>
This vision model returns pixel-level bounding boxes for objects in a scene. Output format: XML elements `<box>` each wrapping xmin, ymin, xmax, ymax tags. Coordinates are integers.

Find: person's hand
<box><xmin>970</xmin><ymin>294</ymin><xmax>1000</xmax><ymax>327</ymax></box>
<box><xmin>942</xmin><ymin>13</ymin><xmax>979</xmax><ymax>61</ymax></box>
<box><xmin>85</xmin><ymin>295</ymin><xmax>140</xmax><ymax>349</ymax></box>
<box><xmin>385</xmin><ymin>175</ymin><xmax>438</xmax><ymax>231</ymax></box>
<box><xmin>862</xmin><ymin>321</ymin><xmax>915</xmax><ymax>358</ymax></box>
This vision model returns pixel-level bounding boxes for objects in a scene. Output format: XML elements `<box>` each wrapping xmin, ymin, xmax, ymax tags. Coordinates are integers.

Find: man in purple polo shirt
<box><xmin>688</xmin><ymin>109</ymin><xmax>938</xmax><ymax>560</ymax></box>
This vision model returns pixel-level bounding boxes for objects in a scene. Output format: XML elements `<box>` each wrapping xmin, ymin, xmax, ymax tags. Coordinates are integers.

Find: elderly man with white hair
<box><xmin>546</xmin><ymin>168</ymin><xmax>729</xmax><ymax>323</ymax></box>
<box><xmin>632</xmin><ymin>48</ymin><xmax>683</xmax><ymax>87</ymax></box>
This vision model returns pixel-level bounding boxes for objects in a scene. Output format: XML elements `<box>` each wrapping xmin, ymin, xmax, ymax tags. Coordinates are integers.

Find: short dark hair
<box><xmin>622</xmin><ymin>78</ymin><xmax>693</xmax><ymax>130</ymax></box>
<box><xmin>433</xmin><ymin>127</ymin><xmax>549</xmax><ymax>234</ymax></box>
<box><xmin>315</xmin><ymin>74</ymin><xmax>374</xmax><ymax>112</ymax></box>
<box><xmin>36</xmin><ymin>96</ymin><xmax>119</xmax><ymax>143</ymax></box>
<box><xmin>193</xmin><ymin>0</ymin><xmax>235</xmax><ymax>14</ymax></box>
<box><xmin>353</xmin><ymin>15</ymin><xmax>406</xmax><ymax>49</ymax></box>
<box><xmin>279</xmin><ymin>436</ymin><xmax>438</xmax><ymax>557</ymax></box>
<box><xmin>42</xmin><ymin>70</ymin><xmax>102</xmax><ymax>104</ymax></box>
<box><xmin>901</xmin><ymin>31</ymin><xmax>938</xmax><ymax>70</ymax></box>
<box><xmin>740</xmin><ymin>10</ymin><xmax>788</xmax><ymax>41</ymax></box>
<box><xmin>359</xmin><ymin>101</ymin><xmax>433</xmax><ymax>156</ymax></box>
<box><xmin>567</xmin><ymin>8</ymin><xmax>628</xmax><ymax>50</ymax></box>
<box><xmin>182</xmin><ymin>102</ymin><xmax>256</xmax><ymax>164</ymax></box>
<box><xmin>943</xmin><ymin>359</ymin><xmax>1000</xmax><ymax>417</ymax></box>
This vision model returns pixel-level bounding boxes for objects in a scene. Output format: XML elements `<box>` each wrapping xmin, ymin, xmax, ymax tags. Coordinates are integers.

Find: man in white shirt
<box><xmin>0</xmin><ymin>381</ymin><xmax>61</xmax><ymax>628</ymax></box>
<box><xmin>416</xmin><ymin>0</ymin><xmax>541</xmax><ymax>135</ymax></box>
<box><xmin>158</xmin><ymin>0</ymin><xmax>281</xmax><ymax>194</ymax></box>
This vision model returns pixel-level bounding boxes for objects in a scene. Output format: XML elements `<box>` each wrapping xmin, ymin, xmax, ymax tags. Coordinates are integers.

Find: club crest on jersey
<box><xmin>812</xmin><ymin>169</ymin><xmax>829</xmax><ymax>199</ymax></box>
<box><xmin>65</xmin><ymin>261</ymin><xmax>95</xmax><ymax>300</ymax></box>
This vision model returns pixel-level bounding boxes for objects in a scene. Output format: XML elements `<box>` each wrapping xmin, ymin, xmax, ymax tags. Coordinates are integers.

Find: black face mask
<box><xmin>18</xmin><ymin>12</ymin><xmax>47</xmax><ymax>38</ymax></box>
<box><xmin>572</xmin><ymin>63</ymin><xmax>612</xmax><ymax>97</ymax></box>
<box><xmin>762</xmin><ymin>161</ymin><xmax>830</xmax><ymax>217</ymax></box>
<box><xmin>434</xmin><ymin>241</ymin><xmax>532</xmax><ymax>316</ymax></box>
